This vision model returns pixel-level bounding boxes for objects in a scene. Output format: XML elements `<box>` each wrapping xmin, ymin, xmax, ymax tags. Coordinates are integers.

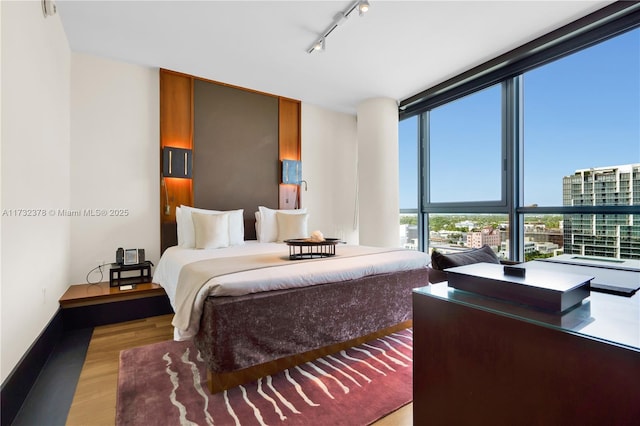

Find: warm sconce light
<box><xmin>282</xmin><ymin>160</ymin><xmax>302</xmax><ymax>185</ymax></box>
<box><xmin>163</xmin><ymin>147</ymin><xmax>193</xmax><ymax>178</ymax></box>
<box><xmin>162</xmin><ymin>147</ymin><xmax>192</xmax><ymax>216</ymax></box>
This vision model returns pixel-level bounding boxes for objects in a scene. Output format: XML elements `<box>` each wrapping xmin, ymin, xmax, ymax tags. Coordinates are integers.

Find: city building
<box><xmin>499</xmin><ymin>240</ymin><xmax>537</xmax><ymax>259</ymax></box>
<box><xmin>562</xmin><ymin>164</ymin><xmax>640</xmax><ymax>259</ymax></box>
<box><xmin>466</xmin><ymin>227</ymin><xmax>501</xmax><ymax>249</ymax></box>
<box><xmin>535</xmin><ymin>241</ymin><xmax>561</xmax><ymax>255</ymax></box>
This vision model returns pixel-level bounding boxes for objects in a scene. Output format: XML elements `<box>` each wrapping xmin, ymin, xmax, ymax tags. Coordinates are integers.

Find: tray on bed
<box><xmin>285</xmin><ymin>238</ymin><xmax>341</xmax><ymax>260</ymax></box>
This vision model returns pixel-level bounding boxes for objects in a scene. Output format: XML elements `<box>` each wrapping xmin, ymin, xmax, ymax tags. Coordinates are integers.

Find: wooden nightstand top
<box><xmin>59</xmin><ymin>282</ymin><xmax>166</xmax><ymax>308</ymax></box>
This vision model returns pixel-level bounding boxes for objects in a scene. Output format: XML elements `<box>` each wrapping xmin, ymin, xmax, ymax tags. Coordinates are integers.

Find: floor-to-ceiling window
<box><xmin>398</xmin><ymin>4</ymin><xmax>639</xmax><ymax>261</ymax></box>
<box><xmin>423</xmin><ymin>84</ymin><xmax>511</xmax><ymax>257</ymax></box>
<box><xmin>522</xmin><ymin>28</ymin><xmax>640</xmax><ymax>260</ymax></box>
<box><xmin>399</xmin><ymin>115</ymin><xmax>419</xmax><ymax>248</ymax></box>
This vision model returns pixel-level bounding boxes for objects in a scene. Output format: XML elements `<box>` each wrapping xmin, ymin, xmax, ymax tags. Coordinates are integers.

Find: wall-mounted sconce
<box><xmin>282</xmin><ymin>159</ymin><xmax>302</xmax><ymax>185</ymax></box>
<box><xmin>163</xmin><ymin>147</ymin><xmax>193</xmax><ymax>178</ymax></box>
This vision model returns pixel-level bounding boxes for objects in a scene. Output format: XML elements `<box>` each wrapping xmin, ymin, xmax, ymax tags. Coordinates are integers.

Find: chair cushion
<box><xmin>431</xmin><ymin>245</ymin><xmax>500</xmax><ymax>270</ymax></box>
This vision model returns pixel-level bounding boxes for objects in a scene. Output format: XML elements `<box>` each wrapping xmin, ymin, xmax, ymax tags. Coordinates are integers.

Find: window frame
<box><xmin>400</xmin><ymin>3</ymin><xmax>640</xmax><ymax>260</ymax></box>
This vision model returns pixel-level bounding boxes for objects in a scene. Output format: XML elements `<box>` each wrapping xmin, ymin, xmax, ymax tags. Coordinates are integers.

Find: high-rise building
<box><xmin>562</xmin><ymin>164</ymin><xmax>640</xmax><ymax>259</ymax></box>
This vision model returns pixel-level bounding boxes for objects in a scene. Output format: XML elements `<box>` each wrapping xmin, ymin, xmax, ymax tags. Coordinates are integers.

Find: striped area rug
<box><xmin>116</xmin><ymin>329</ymin><xmax>413</xmax><ymax>425</ymax></box>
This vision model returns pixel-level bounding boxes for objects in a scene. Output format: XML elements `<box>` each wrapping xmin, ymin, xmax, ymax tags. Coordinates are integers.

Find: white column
<box><xmin>357</xmin><ymin>98</ymin><xmax>399</xmax><ymax>247</ymax></box>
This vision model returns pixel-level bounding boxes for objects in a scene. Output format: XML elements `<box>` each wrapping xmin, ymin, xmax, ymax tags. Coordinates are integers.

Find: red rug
<box><xmin>116</xmin><ymin>329</ymin><xmax>413</xmax><ymax>425</ymax></box>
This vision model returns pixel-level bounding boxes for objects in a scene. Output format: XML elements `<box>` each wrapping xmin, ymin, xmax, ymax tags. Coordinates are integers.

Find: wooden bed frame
<box><xmin>193</xmin><ymin>267</ymin><xmax>430</xmax><ymax>393</ymax></box>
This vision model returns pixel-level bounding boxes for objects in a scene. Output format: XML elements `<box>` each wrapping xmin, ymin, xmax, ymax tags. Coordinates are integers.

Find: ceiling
<box><xmin>57</xmin><ymin>0</ymin><xmax>613</xmax><ymax>114</ymax></box>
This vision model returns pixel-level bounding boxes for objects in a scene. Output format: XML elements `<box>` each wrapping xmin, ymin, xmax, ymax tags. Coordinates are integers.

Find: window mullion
<box><xmin>505</xmin><ymin>76</ymin><xmax>524</xmax><ymax>262</ymax></box>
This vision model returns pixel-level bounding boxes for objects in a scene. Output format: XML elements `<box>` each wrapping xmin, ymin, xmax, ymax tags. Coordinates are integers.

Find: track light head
<box><xmin>358</xmin><ymin>0</ymin><xmax>370</xmax><ymax>16</ymax></box>
<box><xmin>42</xmin><ymin>0</ymin><xmax>57</xmax><ymax>17</ymax></box>
<box><xmin>313</xmin><ymin>38</ymin><xmax>326</xmax><ymax>52</ymax></box>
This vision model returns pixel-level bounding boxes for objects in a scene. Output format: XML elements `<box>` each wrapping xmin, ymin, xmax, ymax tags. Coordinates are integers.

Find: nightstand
<box><xmin>59</xmin><ymin>281</ymin><xmax>173</xmax><ymax>329</ymax></box>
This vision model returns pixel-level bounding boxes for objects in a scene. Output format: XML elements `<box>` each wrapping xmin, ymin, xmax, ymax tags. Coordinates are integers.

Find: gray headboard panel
<box><xmin>192</xmin><ymin>80</ymin><xmax>279</xmax><ymax>240</ymax></box>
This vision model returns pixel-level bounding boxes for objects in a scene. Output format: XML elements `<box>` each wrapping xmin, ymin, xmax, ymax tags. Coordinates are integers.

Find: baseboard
<box><xmin>1</xmin><ymin>309</ymin><xmax>64</xmax><ymax>426</ymax></box>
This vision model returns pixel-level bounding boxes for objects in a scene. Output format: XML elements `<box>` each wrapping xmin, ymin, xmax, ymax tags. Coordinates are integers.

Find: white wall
<box><xmin>69</xmin><ymin>53</ymin><xmax>159</xmax><ymax>284</ymax></box>
<box><xmin>301</xmin><ymin>104</ymin><xmax>359</xmax><ymax>244</ymax></box>
<box><xmin>1</xmin><ymin>1</ymin><xmax>71</xmax><ymax>383</ymax></box>
<box><xmin>1</xmin><ymin>7</ymin><xmax>159</xmax><ymax>383</ymax></box>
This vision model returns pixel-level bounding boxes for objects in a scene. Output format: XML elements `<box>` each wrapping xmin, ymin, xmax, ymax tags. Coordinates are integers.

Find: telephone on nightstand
<box><xmin>116</xmin><ymin>247</ymin><xmax>145</xmax><ymax>265</ymax></box>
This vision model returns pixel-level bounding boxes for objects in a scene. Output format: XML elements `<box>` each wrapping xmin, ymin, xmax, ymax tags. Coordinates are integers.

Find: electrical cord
<box><xmin>85</xmin><ymin>260</ymin><xmax>155</xmax><ymax>285</ymax></box>
<box><xmin>85</xmin><ymin>262</ymin><xmax>113</xmax><ymax>285</ymax></box>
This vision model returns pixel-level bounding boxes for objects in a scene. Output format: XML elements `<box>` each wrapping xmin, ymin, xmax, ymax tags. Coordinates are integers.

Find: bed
<box><xmin>153</xmin><ymin>205</ymin><xmax>430</xmax><ymax>393</ymax></box>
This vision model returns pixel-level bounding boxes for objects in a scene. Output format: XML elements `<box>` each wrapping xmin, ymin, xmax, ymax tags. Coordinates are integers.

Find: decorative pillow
<box><xmin>431</xmin><ymin>245</ymin><xmax>500</xmax><ymax>270</ymax></box>
<box><xmin>175</xmin><ymin>206</ymin><xmax>183</xmax><ymax>246</ymax></box>
<box><xmin>257</xmin><ymin>206</ymin><xmax>307</xmax><ymax>242</ymax></box>
<box><xmin>224</xmin><ymin>209</ymin><xmax>244</xmax><ymax>245</ymax></box>
<box><xmin>254</xmin><ymin>211</ymin><xmax>261</xmax><ymax>240</ymax></box>
<box><xmin>276</xmin><ymin>212</ymin><xmax>309</xmax><ymax>242</ymax></box>
<box><xmin>192</xmin><ymin>212</ymin><xmax>229</xmax><ymax>249</ymax></box>
<box><xmin>179</xmin><ymin>206</ymin><xmax>244</xmax><ymax>247</ymax></box>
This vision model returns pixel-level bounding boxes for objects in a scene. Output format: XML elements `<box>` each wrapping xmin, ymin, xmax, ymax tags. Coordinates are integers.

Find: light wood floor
<box><xmin>66</xmin><ymin>314</ymin><xmax>412</xmax><ymax>425</ymax></box>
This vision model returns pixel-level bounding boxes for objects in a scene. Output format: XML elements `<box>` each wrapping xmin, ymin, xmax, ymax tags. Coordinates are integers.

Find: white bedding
<box><xmin>153</xmin><ymin>241</ymin><xmax>430</xmax><ymax>340</ymax></box>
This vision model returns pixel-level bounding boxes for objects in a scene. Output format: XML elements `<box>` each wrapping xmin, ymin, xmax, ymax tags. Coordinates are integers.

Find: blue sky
<box><xmin>399</xmin><ymin>27</ymin><xmax>639</xmax><ymax>209</ymax></box>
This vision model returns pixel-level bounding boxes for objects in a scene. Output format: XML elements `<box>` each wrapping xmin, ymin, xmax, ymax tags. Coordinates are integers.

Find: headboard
<box><xmin>159</xmin><ymin>70</ymin><xmax>301</xmax><ymax>253</ymax></box>
<box><xmin>191</xmin><ymin>78</ymin><xmax>279</xmax><ymax>242</ymax></box>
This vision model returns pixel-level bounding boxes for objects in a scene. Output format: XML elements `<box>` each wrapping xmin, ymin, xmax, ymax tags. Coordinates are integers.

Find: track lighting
<box><xmin>306</xmin><ymin>1</ymin><xmax>371</xmax><ymax>54</ymax></box>
<box><xmin>334</xmin><ymin>12</ymin><xmax>348</xmax><ymax>26</ymax></box>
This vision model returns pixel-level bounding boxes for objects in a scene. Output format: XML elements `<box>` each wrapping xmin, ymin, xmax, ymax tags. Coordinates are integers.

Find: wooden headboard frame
<box><xmin>159</xmin><ymin>69</ymin><xmax>301</xmax><ymax>253</ymax></box>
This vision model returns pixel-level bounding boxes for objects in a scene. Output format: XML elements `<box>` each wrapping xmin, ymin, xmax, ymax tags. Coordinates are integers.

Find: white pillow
<box><xmin>276</xmin><ymin>212</ymin><xmax>309</xmax><ymax>242</ymax></box>
<box><xmin>179</xmin><ymin>206</ymin><xmax>244</xmax><ymax>247</ymax></box>
<box><xmin>175</xmin><ymin>206</ymin><xmax>183</xmax><ymax>246</ymax></box>
<box><xmin>192</xmin><ymin>212</ymin><xmax>230</xmax><ymax>249</ymax></box>
<box><xmin>257</xmin><ymin>206</ymin><xmax>307</xmax><ymax>243</ymax></box>
<box><xmin>254</xmin><ymin>211</ymin><xmax>261</xmax><ymax>240</ymax></box>
<box><xmin>225</xmin><ymin>209</ymin><xmax>245</xmax><ymax>245</ymax></box>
